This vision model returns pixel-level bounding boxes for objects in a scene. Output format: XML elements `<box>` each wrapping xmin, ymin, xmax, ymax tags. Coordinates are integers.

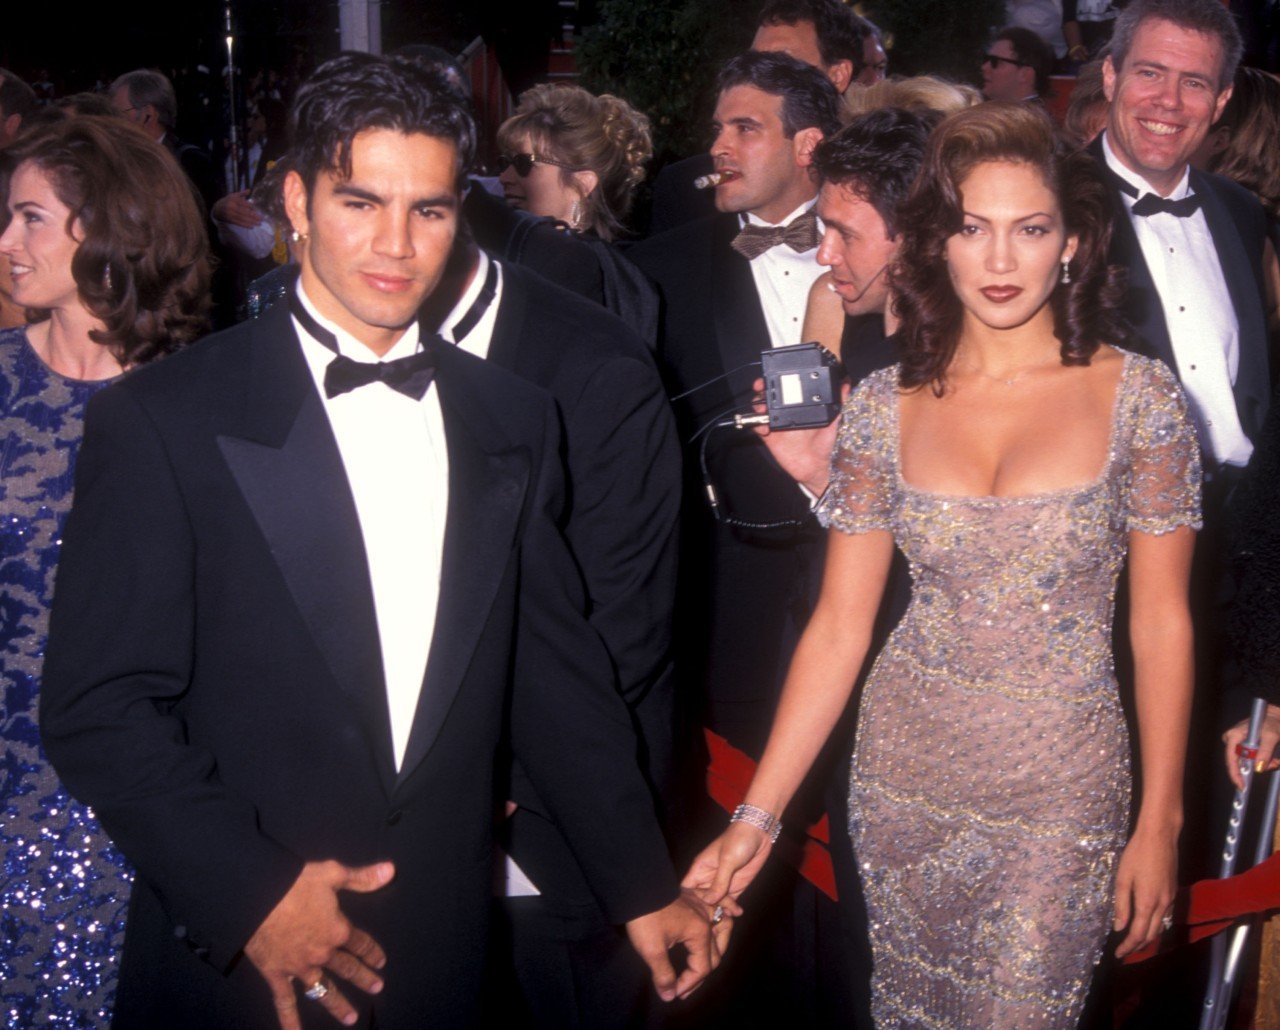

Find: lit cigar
<box><xmin>693</xmin><ymin>169</ymin><xmax>740</xmax><ymax>190</ymax></box>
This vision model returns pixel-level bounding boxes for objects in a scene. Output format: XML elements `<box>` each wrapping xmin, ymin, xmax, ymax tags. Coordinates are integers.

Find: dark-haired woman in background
<box><xmin>0</xmin><ymin>114</ymin><xmax>210</xmax><ymax>1025</ymax></box>
<box><xmin>685</xmin><ymin>103</ymin><xmax>1199</xmax><ymax>1026</ymax></box>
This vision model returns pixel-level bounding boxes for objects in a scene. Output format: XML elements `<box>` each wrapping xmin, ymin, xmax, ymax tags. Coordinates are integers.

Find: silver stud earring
<box><xmin>1060</xmin><ymin>259</ymin><xmax>1071</xmax><ymax>285</ymax></box>
<box><xmin>289</xmin><ymin>229</ymin><xmax>309</xmax><ymax>244</ymax></box>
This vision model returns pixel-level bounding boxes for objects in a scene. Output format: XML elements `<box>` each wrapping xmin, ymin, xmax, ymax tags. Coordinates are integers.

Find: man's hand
<box><xmin>751</xmin><ymin>376</ymin><xmax>848</xmax><ymax>497</ymax></box>
<box><xmin>243</xmin><ymin>859</ymin><xmax>395</xmax><ymax>1030</ymax></box>
<box><xmin>625</xmin><ymin>889</ymin><xmax>727</xmax><ymax>1002</ymax></box>
<box><xmin>212</xmin><ymin>189</ymin><xmax>266</xmax><ymax>229</ymax></box>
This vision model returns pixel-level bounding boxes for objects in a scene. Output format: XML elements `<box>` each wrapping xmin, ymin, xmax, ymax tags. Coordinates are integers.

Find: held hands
<box><xmin>1112</xmin><ymin>823</ymin><xmax>1178</xmax><ymax>958</ymax></box>
<box><xmin>682</xmin><ymin>820</ymin><xmax>773</xmax><ymax>916</ymax></box>
<box><xmin>624</xmin><ymin>889</ymin><xmax>737</xmax><ymax>1002</ymax></box>
<box><xmin>244</xmin><ymin>859</ymin><xmax>395</xmax><ymax>1030</ymax></box>
<box><xmin>1222</xmin><ymin>703</ymin><xmax>1280</xmax><ymax>790</ymax></box>
<box><xmin>750</xmin><ymin>376</ymin><xmax>848</xmax><ymax>498</ymax></box>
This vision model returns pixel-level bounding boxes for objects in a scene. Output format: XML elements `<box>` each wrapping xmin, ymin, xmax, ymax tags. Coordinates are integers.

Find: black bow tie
<box><xmin>323</xmin><ymin>351</ymin><xmax>438</xmax><ymax>400</ymax></box>
<box><xmin>288</xmin><ymin>284</ymin><xmax>442</xmax><ymax>400</ymax></box>
<box><xmin>1107</xmin><ymin>168</ymin><xmax>1201</xmax><ymax>219</ymax></box>
<box><xmin>1130</xmin><ymin>191</ymin><xmax>1201</xmax><ymax>218</ymax></box>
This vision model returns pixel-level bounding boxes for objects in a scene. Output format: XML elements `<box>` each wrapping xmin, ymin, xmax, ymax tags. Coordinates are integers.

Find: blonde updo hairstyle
<box><xmin>497</xmin><ymin>83</ymin><xmax>652</xmax><ymax>241</ymax></box>
<box><xmin>843</xmin><ymin>75</ymin><xmax>983</xmax><ymax>123</ymax></box>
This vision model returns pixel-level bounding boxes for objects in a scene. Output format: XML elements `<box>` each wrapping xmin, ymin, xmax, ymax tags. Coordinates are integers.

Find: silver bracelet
<box><xmin>731</xmin><ymin>803</ymin><xmax>783</xmax><ymax>843</ymax></box>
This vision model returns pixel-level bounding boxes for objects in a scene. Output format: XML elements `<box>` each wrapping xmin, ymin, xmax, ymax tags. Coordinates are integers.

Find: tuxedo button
<box><xmin>386</xmin><ymin>809</ymin><xmax>403</xmax><ymax>826</ymax></box>
<box><xmin>173</xmin><ymin>925</ymin><xmax>188</xmax><ymax>939</ymax></box>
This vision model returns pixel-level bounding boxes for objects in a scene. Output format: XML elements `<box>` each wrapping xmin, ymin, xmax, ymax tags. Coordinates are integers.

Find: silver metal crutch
<box><xmin>1200</xmin><ymin>697</ymin><xmax>1278</xmax><ymax>1030</ymax></box>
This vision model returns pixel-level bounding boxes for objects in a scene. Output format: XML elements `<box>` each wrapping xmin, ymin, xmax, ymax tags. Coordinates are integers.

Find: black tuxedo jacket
<box><xmin>40</xmin><ymin>304</ymin><xmax>677</xmax><ymax>1028</ymax></box>
<box><xmin>484</xmin><ymin>261</ymin><xmax>682</xmax><ymax>902</ymax></box>
<box><xmin>628</xmin><ymin>213</ymin><xmax>821</xmax><ymax>756</ymax></box>
<box><xmin>1090</xmin><ymin>136</ymin><xmax>1273</xmax><ymax>448</ymax></box>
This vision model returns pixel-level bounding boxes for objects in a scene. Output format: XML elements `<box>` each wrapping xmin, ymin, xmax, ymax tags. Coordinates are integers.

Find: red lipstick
<box><xmin>980</xmin><ymin>286</ymin><xmax>1023</xmax><ymax>303</ymax></box>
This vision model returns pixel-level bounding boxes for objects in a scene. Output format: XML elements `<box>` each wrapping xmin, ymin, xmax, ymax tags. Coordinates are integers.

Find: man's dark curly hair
<box><xmin>288</xmin><ymin>51</ymin><xmax>477</xmax><ymax>195</ymax></box>
<box><xmin>812</xmin><ymin>107</ymin><xmax>939</xmax><ymax>238</ymax></box>
<box><xmin>891</xmin><ymin>102</ymin><xmax>1135</xmax><ymax>394</ymax></box>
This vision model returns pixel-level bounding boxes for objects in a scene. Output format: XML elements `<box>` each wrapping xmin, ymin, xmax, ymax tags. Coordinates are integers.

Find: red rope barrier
<box><xmin>704</xmin><ymin>729</ymin><xmax>838</xmax><ymax>901</ymax></box>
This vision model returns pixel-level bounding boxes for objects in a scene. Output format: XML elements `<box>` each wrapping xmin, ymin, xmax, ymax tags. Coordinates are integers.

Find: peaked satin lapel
<box><xmin>1193</xmin><ymin>169</ymin><xmax>1270</xmax><ymax>441</ymax></box>
<box><xmin>1088</xmin><ymin>136</ymin><xmax>1176</xmax><ymax>370</ymax></box>
<box><xmin>1108</xmin><ymin>191</ymin><xmax>1177</xmax><ymax>371</ymax></box>
<box><xmin>216</xmin><ymin>306</ymin><xmax>396</xmax><ymax>791</ymax></box>
<box><xmin>711</xmin><ymin>214</ymin><xmax>771</xmax><ymax>403</ymax></box>
<box><xmin>396</xmin><ymin>343</ymin><xmax>531</xmax><ymax>784</ymax></box>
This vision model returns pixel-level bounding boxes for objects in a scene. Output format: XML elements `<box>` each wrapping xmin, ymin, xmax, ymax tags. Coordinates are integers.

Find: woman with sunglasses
<box><xmin>497</xmin><ymin>83</ymin><xmax>651</xmax><ymax>240</ymax></box>
<box><xmin>496</xmin><ymin>84</ymin><xmax>659</xmax><ymax>339</ymax></box>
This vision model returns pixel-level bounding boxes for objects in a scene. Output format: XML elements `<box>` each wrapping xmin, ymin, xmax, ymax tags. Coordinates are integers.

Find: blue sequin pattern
<box><xmin>0</xmin><ymin>328</ymin><xmax>131</xmax><ymax>1028</ymax></box>
<box><xmin>817</xmin><ymin>354</ymin><xmax>1201</xmax><ymax>1027</ymax></box>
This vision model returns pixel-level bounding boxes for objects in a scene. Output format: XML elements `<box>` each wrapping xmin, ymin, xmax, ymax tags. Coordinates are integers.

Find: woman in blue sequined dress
<box><xmin>0</xmin><ymin>115</ymin><xmax>209</xmax><ymax>1026</ymax></box>
<box><xmin>686</xmin><ymin>103</ymin><xmax>1200</xmax><ymax>1027</ymax></box>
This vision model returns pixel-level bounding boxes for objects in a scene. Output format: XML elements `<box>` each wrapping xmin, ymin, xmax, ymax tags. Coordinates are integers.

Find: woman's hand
<box><xmin>681</xmin><ymin>822</ymin><xmax>773</xmax><ymax>909</ymax></box>
<box><xmin>1112</xmin><ymin>821</ymin><xmax>1179</xmax><ymax>958</ymax></box>
<box><xmin>1222</xmin><ymin>703</ymin><xmax>1280</xmax><ymax>791</ymax></box>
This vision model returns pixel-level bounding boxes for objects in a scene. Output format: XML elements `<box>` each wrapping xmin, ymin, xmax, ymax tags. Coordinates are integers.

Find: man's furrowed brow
<box><xmin>332</xmin><ymin>182</ymin><xmax>384</xmax><ymax>203</ymax></box>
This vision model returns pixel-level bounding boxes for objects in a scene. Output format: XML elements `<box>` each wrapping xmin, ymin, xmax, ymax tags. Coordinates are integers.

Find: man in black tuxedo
<box><xmin>418</xmin><ymin>229</ymin><xmax>682</xmax><ymax>1024</ymax></box>
<box><xmin>648</xmin><ymin>1</ymin><xmax>883</xmax><ymax>235</ymax></box>
<box><xmin>1094</xmin><ymin>0</ymin><xmax>1270</xmax><ymax>495</ymax></box>
<box><xmin>629</xmin><ymin>50</ymin><xmax>851</xmax><ymax>1024</ymax></box>
<box><xmin>1088</xmin><ymin>1</ymin><xmax>1272</xmax><ymax>955</ymax></box>
<box><xmin>41</xmin><ymin>53</ymin><xmax>715</xmax><ymax>1030</ymax></box>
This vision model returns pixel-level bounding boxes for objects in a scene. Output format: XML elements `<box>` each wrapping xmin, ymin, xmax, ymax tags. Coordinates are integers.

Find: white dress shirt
<box><xmin>742</xmin><ymin>200</ymin><xmax>826</xmax><ymax>349</ymax></box>
<box><xmin>293</xmin><ymin>284</ymin><xmax>450</xmax><ymax>770</ymax></box>
<box><xmin>1102</xmin><ymin>133</ymin><xmax>1251</xmax><ymax>467</ymax></box>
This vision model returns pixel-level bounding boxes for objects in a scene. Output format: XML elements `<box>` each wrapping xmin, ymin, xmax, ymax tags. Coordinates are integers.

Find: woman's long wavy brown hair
<box><xmin>0</xmin><ymin>114</ymin><xmax>211</xmax><ymax>365</ymax></box>
<box><xmin>891</xmin><ymin>102</ymin><xmax>1134</xmax><ymax>395</ymax></box>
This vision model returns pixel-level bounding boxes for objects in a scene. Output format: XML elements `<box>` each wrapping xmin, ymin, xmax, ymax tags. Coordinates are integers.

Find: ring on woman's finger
<box><xmin>1161</xmin><ymin>913</ymin><xmax>1174</xmax><ymax>933</ymax></box>
<box><xmin>304</xmin><ymin>978</ymin><xmax>330</xmax><ymax>1002</ymax></box>
<box><xmin>711</xmin><ymin>905</ymin><xmax>725</xmax><ymax>925</ymax></box>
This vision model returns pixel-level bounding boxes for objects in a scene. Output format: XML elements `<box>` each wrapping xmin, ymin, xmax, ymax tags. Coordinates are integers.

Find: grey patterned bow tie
<box><xmin>730</xmin><ymin>209</ymin><xmax>821</xmax><ymax>261</ymax></box>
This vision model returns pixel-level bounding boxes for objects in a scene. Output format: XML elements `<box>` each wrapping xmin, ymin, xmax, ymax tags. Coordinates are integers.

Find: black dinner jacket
<box><xmin>40</xmin><ymin>303</ymin><xmax>677</xmax><ymax>1029</ymax></box>
<box><xmin>628</xmin><ymin>212</ymin><xmax>821</xmax><ymax>757</ymax></box>
<box><xmin>483</xmin><ymin>260</ymin><xmax>682</xmax><ymax>902</ymax></box>
<box><xmin>1090</xmin><ymin>135</ymin><xmax>1273</xmax><ymax>447</ymax></box>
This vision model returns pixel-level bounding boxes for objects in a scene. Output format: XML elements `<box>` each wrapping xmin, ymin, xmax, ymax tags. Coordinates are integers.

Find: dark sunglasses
<box><xmin>982</xmin><ymin>53</ymin><xmax>1028</xmax><ymax>69</ymax></box>
<box><xmin>496</xmin><ymin>152</ymin><xmax>578</xmax><ymax>176</ymax></box>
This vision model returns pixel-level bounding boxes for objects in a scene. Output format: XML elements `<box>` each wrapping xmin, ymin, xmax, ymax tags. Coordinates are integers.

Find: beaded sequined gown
<box><xmin>817</xmin><ymin>355</ymin><xmax>1201</xmax><ymax>1028</ymax></box>
<box><xmin>0</xmin><ymin>328</ymin><xmax>131</xmax><ymax>1027</ymax></box>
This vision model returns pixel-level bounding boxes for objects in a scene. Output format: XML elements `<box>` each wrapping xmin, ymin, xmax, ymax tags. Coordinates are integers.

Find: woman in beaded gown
<box><xmin>685</xmin><ymin>103</ymin><xmax>1200</xmax><ymax>1027</ymax></box>
<box><xmin>0</xmin><ymin>115</ymin><xmax>210</xmax><ymax>1026</ymax></box>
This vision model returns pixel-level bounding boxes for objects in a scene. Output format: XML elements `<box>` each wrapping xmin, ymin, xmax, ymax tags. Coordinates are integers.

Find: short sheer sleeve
<box><xmin>1124</xmin><ymin>357</ymin><xmax>1203</xmax><ymax>535</ymax></box>
<box><xmin>816</xmin><ymin>368</ymin><xmax>896</xmax><ymax>535</ymax></box>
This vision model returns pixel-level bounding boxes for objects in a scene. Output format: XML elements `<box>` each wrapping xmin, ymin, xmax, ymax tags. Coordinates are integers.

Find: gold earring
<box><xmin>289</xmin><ymin>229</ymin><xmax>309</xmax><ymax>244</ymax></box>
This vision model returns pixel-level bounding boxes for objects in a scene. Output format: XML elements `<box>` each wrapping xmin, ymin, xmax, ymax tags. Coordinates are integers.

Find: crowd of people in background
<box><xmin>2</xmin><ymin>0</ymin><xmax>1280</xmax><ymax>1027</ymax></box>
